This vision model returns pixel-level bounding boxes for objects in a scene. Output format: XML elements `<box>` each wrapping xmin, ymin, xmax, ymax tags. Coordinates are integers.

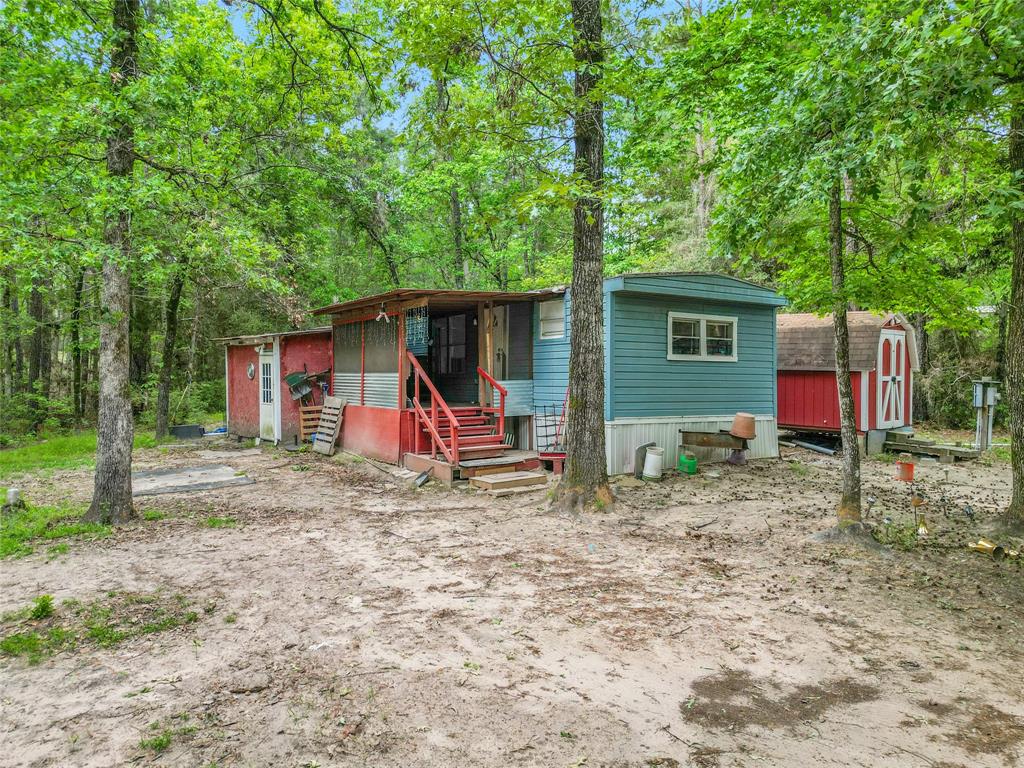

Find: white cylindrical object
<box><xmin>6</xmin><ymin>488</ymin><xmax>20</xmax><ymax>506</ymax></box>
<box><xmin>642</xmin><ymin>447</ymin><xmax>664</xmax><ymax>480</ymax></box>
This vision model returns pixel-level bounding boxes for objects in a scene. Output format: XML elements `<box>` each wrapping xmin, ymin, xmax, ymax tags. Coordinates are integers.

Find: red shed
<box><xmin>777</xmin><ymin>312</ymin><xmax>919</xmax><ymax>434</ymax></box>
<box><xmin>219</xmin><ymin>327</ymin><xmax>333</xmax><ymax>445</ymax></box>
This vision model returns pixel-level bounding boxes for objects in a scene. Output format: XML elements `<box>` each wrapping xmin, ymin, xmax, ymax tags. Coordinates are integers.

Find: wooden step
<box><xmin>436</xmin><ymin>425</ymin><xmax>496</xmax><ymax>438</ymax></box>
<box><xmin>443</xmin><ymin>434</ymin><xmax>503</xmax><ymax>447</ymax></box>
<box><xmin>455</xmin><ymin>445</ymin><xmax>508</xmax><ymax>459</ymax></box>
<box><xmin>469</xmin><ymin>471</ymin><xmax>547</xmax><ymax>491</ymax></box>
<box><xmin>437</xmin><ymin>416</ymin><xmax>490</xmax><ymax>427</ymax></box>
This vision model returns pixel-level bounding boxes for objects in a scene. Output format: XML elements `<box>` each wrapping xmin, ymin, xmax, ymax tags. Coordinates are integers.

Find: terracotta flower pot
<box><xmin>729</xmin><ymin>412</ymin><xmax>756</xmax><ymax>440</ymax></box>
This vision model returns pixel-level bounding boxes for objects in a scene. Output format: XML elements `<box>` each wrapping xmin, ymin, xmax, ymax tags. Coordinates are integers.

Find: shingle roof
<box><xmin>777</xmin><ymin>312</ymin><xmax>919</xmax><ymax>371</ymax></box>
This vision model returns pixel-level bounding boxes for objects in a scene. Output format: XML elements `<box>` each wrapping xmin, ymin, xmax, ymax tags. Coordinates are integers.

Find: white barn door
<box><xmin>877</xmin><ymin>329</ymin><xmax>906</xmax><ymax>429</ymax></box>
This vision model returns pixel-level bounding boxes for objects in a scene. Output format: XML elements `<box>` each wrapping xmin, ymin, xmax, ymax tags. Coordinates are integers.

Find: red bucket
<box><xmin>895</xmin><ymin>460</ymin><xmax>915</xmax><ymax>482</ymax></box>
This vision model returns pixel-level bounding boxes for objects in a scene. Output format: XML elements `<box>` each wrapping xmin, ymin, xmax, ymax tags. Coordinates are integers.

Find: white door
<box><xmin>877</xmin><ymin>330</ymin><xmax>906</xmax><ymax>429</ymax></box>
<box><xmin>259</xmin><ymin>349</ymin><xmax>275</xmax><ymax>441</ymax></box>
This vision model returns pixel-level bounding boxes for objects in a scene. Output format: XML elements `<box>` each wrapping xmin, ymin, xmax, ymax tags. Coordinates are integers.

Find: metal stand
<box><xmin>973</xmin><ymin>379</ymin><xmax>1000</xmax><ymax>452</ymax></box>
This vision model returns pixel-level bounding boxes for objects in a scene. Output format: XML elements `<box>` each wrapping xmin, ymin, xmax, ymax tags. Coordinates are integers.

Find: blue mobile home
<box><xmin>310</xmin><ymin>273</ymin><xmax>786</xmax><ymax>475</ymax></box>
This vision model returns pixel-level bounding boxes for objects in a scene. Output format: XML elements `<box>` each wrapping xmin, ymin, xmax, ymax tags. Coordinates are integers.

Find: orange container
<box><xmin>895</xmin><ymin>460</ymin><xmax>915</xmax><ymax>482</ymax></box>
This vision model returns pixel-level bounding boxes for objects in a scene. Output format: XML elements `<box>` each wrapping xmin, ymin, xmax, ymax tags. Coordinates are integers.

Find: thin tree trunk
<box><xmin>28</xmin><ymin>277</ymin><xmax>43</xmax><ymax>391</ymax></box>
<box><xmin>12</xmin><ymin>290</ymin><xmax>23</xmax><ymax>389</ymax></box>
<box><xmin>71</xmin><ymin>267</ymin><xmax>85</xmax><ymax>421</ymax></box>
<box><xmin>155</xmin><ymin>258</ymin><xmax>187</xmax><ymax>439</ymax></box>
<box><xmin>1</xmin><ymin>273</ymin><xmax>12</xmax><ymax>397</ymax></box>
<box><xmin>451</xmin><ymin>185</ymin><xmax>467</xmax><ymax>289</ymax></box>
<box><xmin>912</xmin><ymin>311</ymin><xmax>929</xmax><ymax>423</ymax></box>
<box><xmin>1005</xmin><ymin>106</ymin><xmax>1024</xmax><ymax>525</ymax></box>
<box><xmin>557</xmin><ymin>0</ymin><xmax>612</xmax><ymax>511</ymax></box>
<box><xmin>830</xmin><ymin>178</ymin><xmax>861</xmax><ymax>524</ymax></box>
<box><xmin>86</xmin><ymin>0</ymin><xmax>139</xmax><ymax>525</ymax></box>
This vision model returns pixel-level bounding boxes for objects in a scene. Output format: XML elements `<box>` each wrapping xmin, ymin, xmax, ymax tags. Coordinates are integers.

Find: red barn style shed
<box><xmin>219</xmin><ymin>327</ymin><xmax>332</xmax><ymax>444</ymax></box>
<box><xmin>777</xmin><ymin>312</ymin><xmax>919</xmax><ymax>434</ymax></box>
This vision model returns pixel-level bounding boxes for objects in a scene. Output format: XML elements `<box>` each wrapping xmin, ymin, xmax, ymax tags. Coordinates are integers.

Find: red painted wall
<box><xmin>280</xmin><ymin>332</ymin><xmax>332</xmax><ymax>444</ymax></box>
<box><xmin>340</xmin><ymin>405</ymin><xmax>402</xmax><ymax>463</ymax></box>
<box><xmin>777</xmin><ymin>370</ymin><xmax>843</xmax><ymax>431</ymax></box>
<box><xmin>777</xmin><ymin>324</ymin><xmax>914</xmax><ymax>433</ymax></box>
<box><xmin>227</xmin><ymin>345</ymin><xmax>260</xmax><ymax>438</ymax></box>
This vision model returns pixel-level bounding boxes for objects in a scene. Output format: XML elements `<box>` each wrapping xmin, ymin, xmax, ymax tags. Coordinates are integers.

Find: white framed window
<box><xmin>667</xmin><ymin>312</ymin><xmax>738</xmax><ymax>361</ymax></box>
<box><xmin>261</xmin><ymin>362</ymin><xmax>273</xmax><ymax>403</ymax></box>
<box><xmin>539</xmin><ymin>299</ymin><xmax>565</xmax><ymax>340</ymax></box>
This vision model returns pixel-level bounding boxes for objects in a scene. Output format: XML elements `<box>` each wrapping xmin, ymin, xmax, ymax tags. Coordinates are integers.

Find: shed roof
<box><xmin>777</xmin><ymin>312</ymin><xmax>919</xmax><ymax>371</ymax></box>
<box><xmin>214</xmin><ymin>326</ymin><xmax>332</xmax><ymax>345</ymax></box>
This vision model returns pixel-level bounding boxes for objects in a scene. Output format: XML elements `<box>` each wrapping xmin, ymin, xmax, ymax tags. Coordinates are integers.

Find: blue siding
<box><xmin>533</xmin><ymin>292</ymin><xmax>570</xmax><ymax>410</ymax></box>
<box><xmin>610</xmin><ymin>293</ymin><xmax>777</xmax><ymax>418</ymax></box>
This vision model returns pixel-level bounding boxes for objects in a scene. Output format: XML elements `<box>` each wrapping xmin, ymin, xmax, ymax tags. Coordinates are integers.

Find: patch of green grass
<box><xmin>223</xmin><ymin>613</ymin><xmax>237</xmax><ymax>624</ymax></box>
<box><xmin>0</xmin><ymin>631</ymin><xmax>44</xmax><ymax>664</ymax></box>
<box><xmin>0</xmin><ymin>431</ymin><xmax>157</xmax><ymax>480</ymax></box>
<box><xmin>874</xmin><ymin>520</ymin><xmax>919</xmax><ymax>551</ymax></box>
<box><xmin>3</xmin><ymin>590</ymin><xmax>208</xmax><ymax>666</ymax></box>
<box><xmin>787</xmin><ymin>460</ymin><xmax>809</xmax><ymax>476</ymax></box>
<box><xmin>142</xmin><ymin>510</ymin><xmax>167</xmax><ymax>521</ymax></box>
<box><xmin>30</xmin><ymin>595</ymin><xmax>54</xmax><ymax>620</ymax></box>
<box><xmin>204</xmin><ymin>516</ymin><xmax>236</xmax><ymax>529</ymax></box>
<box><xmin>46</xmin><ymin>543</ymin><xmax>69</xmax><ymax>560</ymax></box>
<box><xmin>139</xmin><ymin>729</ymin><xmax>173</xmax><ymax>753</ymax></box>
<box><xmin>1</xmin><ymin>502</ymin><xmax>110</xmax><ymax>559</ymax></box>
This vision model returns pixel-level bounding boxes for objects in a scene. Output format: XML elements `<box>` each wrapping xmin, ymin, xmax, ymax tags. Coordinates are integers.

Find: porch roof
<box><xmin>213</xmin><ymin>326</ymin><xmax>332</xmax><ymax>345</ymax></box>
<box><xmin>311</xmin><ymin>287</ymin><xmax>564</xmax><ymax>317</ymax></box>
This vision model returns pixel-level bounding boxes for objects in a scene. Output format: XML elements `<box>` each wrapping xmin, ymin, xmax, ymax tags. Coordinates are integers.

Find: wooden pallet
<box><xmin>299</xmin><ymin>405</ymin><xmax>323</xmax><ymax>442</ymax></box>
<box><xmin>884</xmin><ymin>432</ymin><xmax>979</xmax><ymax>462</ymax></box>
<box><xmin>469</xmin><ymin>471</ymin><xmax>547</xmax><ymax>491</ymax></box>
<box><xmin>312</xmin><ymin>396</ymin><xmax>346</xmax><ymax>456</ymax></box>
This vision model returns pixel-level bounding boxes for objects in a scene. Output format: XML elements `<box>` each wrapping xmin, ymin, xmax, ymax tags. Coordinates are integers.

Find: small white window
<box><xmin>261</xmin><ymin>362</ymin><xmax>273</xmax><ymax>403</ymax></box>
<box><xmin>668</xmin><ymin>312</ymin><xmax>738</xmax><ymax>362</ymax></box>
<box><xmin>539</xmin><ymin>299</ymin><xmax>565</xmax><ymax>340</ymax></box>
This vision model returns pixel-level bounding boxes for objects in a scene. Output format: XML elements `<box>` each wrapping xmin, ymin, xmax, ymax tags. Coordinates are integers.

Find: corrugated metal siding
<box><xmin>498</xmin><ymin>379</ymin><xmax>534</xmax><ymax>416</ymax></box>
<box><xmin>333</xmin><ymin>372</ymin><xmax>398</xmax><ymax>409</ymax></box>
<box><xmin>605</xmin><ymin>415</ymin><xmax>779</xmax><ymax>475</ymax></box>
<box><xmin>611</xmin><ymin>293</ymin><xmax>777</xmax><ymax>418</ymax></box>
<box><xmin>533</xmin><ymin>292</ymin><xmax>571</xmax><ymax>410</ymax></box>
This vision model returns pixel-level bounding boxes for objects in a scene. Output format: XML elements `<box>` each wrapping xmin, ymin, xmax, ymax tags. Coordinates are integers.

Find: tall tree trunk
<box><xmin>1005</xmin><ymin>106</ymin><xmax>1024</xmax><ymax>525</ymax></box>
<box><xmin>912</xmin><ymin>311</ymin><xmax>929</xmax><ymax>423</ymax></box>
<box><xmin>28</xmin><ymin>277</ymin><xmax>43</xmax><ymax>391</ymax></box>
<box><xmin>70</xmin><ymin>267</ymin><xmax>85</xmax><ymax>421</ymax></box>
<box><xmin>451</xmin><ymin>185</ymin><xmax>467</xmax><ymax>288</ymax></box>
<box><xmin>1</xmin><ymin>272</ymin><xmax>13</xmax><ymax>397</ymax></box>
<box><xmin>86</xmin><ymin>0</ymin><xmax>139</xmax><ymax>525</ymax></box>
<box><xmin>830</xmin><ymin>178</ymin><xmax>861</xmax><ymax>525</ymax></box>
<box><xmin>155</xmin><ymin>258</ymin><xmax>187</xmax><ymax>439</ymax></box>
<box><xmin>557</xmin><ymin>0</ymin><xmax>612</xmax><ymax>512</ymax></box>
<box><xmin>12</xmin><ymin>290</ymin><xmax>23</xmax><ymax>389</ymax></box>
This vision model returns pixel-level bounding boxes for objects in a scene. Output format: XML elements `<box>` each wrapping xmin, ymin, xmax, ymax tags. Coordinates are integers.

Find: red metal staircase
<box><xmin>406</xmin><ymin>350</ymin><xmax>507</xmax><ymax>465</ymax></box>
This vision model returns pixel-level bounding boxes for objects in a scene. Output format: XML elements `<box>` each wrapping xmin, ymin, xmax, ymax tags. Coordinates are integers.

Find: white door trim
<box><xmin>876</xmin><ymin>329</ymin><xmax>906</xmax><ymax>429</ymax></box>
<box><xmin>272</xmin><ymin>337</ymin><xmax>282</xmax><ymax>442</ymax></box>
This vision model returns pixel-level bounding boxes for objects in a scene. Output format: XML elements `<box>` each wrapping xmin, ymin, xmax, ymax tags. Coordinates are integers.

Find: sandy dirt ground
<box><xmin>2</xmin><ymin>441</ymin><xmax>1023</xmax><ymax>768</ymax></box>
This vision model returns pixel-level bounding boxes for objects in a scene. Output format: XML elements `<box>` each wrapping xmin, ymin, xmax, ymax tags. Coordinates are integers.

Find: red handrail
<box><xmin>406</xmin><ymin>350</ymin><xmax>461</xmax><ymax>463</ymax></box>
<box><xmin>477</xmin><ymin>366</ymin><xmax>506</xmax><ymax>441</ymax></box>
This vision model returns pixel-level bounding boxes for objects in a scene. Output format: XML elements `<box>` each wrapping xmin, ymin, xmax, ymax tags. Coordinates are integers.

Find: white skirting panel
<box><xmin>604</xmin><ymin>415</ymin><xmax>779</xmax><ymax>475</ymax></box>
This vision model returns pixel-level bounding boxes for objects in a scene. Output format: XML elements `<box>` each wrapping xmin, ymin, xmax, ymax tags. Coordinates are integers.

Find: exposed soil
<box><xmin>2</xmin><ymin>442</ymin><xmax>1023</xmax><ymax>767</ymax></box>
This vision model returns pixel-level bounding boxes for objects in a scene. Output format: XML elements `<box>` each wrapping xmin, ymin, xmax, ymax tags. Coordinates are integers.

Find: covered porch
<box><xmin>313</xmin><ymin>288</ymin><xmax>552</xmax><ymax>469</ymax></box>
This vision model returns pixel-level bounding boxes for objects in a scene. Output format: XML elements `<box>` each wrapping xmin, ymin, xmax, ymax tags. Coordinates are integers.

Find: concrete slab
<box><xmin>132</xmin><ymin>464</ymin><xmax>253</xmax><ymax>497</ymax></box>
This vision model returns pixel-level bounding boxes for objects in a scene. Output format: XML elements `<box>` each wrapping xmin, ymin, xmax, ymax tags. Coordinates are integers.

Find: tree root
<box><xmin>551</xmin><ymin>482</ymin><xmax>616</xmax><ymax>516</ymax></box>
<box><xmin>806</xmin><ymin>522</ymin><xmax>889</xmax><ymax>554</ymax></box>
